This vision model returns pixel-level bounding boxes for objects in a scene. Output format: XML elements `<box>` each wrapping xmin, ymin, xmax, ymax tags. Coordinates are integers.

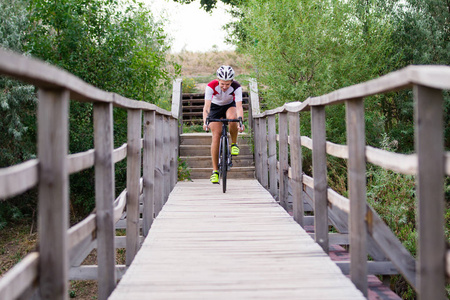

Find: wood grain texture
<box><xmin>94</xmin><ymin>103</ymin><xmax>116</xmax><ymax>299</ymax></box>
<box><xmin>288</xmin><ymin>111</ymin><xmax>303</xmax><ymax>226</ymax></box>
<box><xmin>0</xmin><ymin>159</ymin><xmax>38</xmax><ymax>199</ymax></box>
<box><xmin>259</xmin><ymin>118</ymin><xmax>269</xmax><ymax>189</ymax></box>
<box><xmin>126</xmin><ymin>109</ymin><xmax>142</xmax><ymax>266</ymax></box>
<box><xmin>0</xmin><ymin>252</ymin><xmax>39</xmax><ymax>300</ymax></box>
<box><xmin>267</xmin><ymin>115</ymin><xmax>278</xmax><ymax>198</ymax></box>
<box><xmin>414</xmin><ymin>85</ymin><xmax>446</xmax><ymax>299</ymax></box>
<box><xmin>109</xmin><ymin>179</ymin><xmax>365</xmax><ymax>300</ymax></box>
<box><xmin>278</xmin><ymin>113</ymin><xmax>289</xmax><ymax>210</ymax></box>
<box><xmin>345</xmin><ymin>98</ymin><xmax>367</xmax><ymax>296</ymax></box>
<box><xmin>311</xmin><ymin>106</ymin><xmax>328</xmax><ymax>252</ymax></box>
<box><xmin>37</xmin><ymin>89</ymin><xmax>70</xmax><ymax>300</ymax></box>
<box><xmin>143</xmin><ymin>111</ymin><xmax>156</xmax><ymax>237</ymax></box>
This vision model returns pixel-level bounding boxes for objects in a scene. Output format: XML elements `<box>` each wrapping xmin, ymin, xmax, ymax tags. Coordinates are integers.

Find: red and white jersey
<box><xmin>205</xmin><ymin>79</ymin><xmax>243</xmax><ymax>106</ymax></box>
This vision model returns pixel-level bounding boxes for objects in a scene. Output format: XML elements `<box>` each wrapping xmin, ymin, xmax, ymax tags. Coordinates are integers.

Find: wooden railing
<box><xmin>250</xmin><ymin>65</ymin><xmax>450</xmax><ymax>299</ymax></box>
<box><xmin>0</xmin><ymin>48</ymin><xmax>183</xmax><ymax>300</ymax></box>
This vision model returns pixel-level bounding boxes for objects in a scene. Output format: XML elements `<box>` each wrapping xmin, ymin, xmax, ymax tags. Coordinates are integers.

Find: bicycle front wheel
<box><xmin>221</xmin><ymin>135</ymin><xmax>228</xmax><ymax>193</ymax></box>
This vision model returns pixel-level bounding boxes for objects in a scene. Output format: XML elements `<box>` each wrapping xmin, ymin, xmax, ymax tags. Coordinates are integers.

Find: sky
<box><xmin>144</xmin><ymin>0</ymin><xmax>236</xmax><ymax>53</ymax></box>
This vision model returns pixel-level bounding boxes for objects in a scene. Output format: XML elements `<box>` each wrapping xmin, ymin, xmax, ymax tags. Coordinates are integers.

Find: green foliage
<box><xmin>177</xmin><ymin>158</ymin><xmax>192</xmax><ymax>181</ymax></box>
<box><xmin>0</xmin><ymin>0</ymin><xmax>180</xmax><ymax>223</ymax></box>
<box><xmin>173</xmin><ymin>0</ymin><xmax>241</xmax><ymax>12</ymax></box>
<box><xmin>240</xmin><ymin>0</ymin><xmax>396</xmax><ymax>106</ymax></box>
<box><xmin>182</xmin><ymin>77</ymin><xmax>197</xmax><ymax>93</ymax></box>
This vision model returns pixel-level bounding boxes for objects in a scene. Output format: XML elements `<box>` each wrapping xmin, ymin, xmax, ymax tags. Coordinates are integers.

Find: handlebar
<box><xmin>205</xmin><ymin>117</ymin><xmax>243</xmax><ymax>132</ymax></box>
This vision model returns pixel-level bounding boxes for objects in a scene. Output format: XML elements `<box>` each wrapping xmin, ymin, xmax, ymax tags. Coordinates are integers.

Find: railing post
<box><xmin>126</xmin><ymin>109</ymin><xmax>142</xmax><ymax>266</ymax></box>
<box><xmin>93</xmin><ymin>102</ymin><xmax>116</xmax><ymax>299</ymax></box>
<box><xmin>37</xmin><ymin>88</ymin><xmax>69</xmax><ymax>300</ymax></box>
<box><xmin>288</xmin><ymin>111</ymin><xmax>303</xmax><ymax>226</ymax></box>
<box><xmin>311</xmin><ymin>106</ymin><xmax>328</xmax><ymax>253</ymax></box>
<box><xmin>171</xmin><ymin>78</ymin><xmax>183</xmax><ymax>137</ymax></box>
<box><xmin>170</xmin><ymin>118</ymin><xmax>178</xmax><ymax>190</ymax></box>
<box><xmin>414</xmin><ymin>85</ymin><xmax>446</xmax><ymax>300</ymax></box>
<box><xmin>279</xmin><ymin>112</ymin><xmax>289</xmax><ymax>210</ymax></box>
<box><xmin>163</xmin><ymin>116</ymin><xmax>170</xmax><ymax>202</ymax></box>
<box><xmin>259</xmin><ymin>117</ymin><xmax>269</xmax><ymax>189</ymax></box>
<box><xmin>346</xmin><ymin>98</ymin><xmax>367</xmax><ymax>296</ymax></box>
<box><xmin>248</xmin><ymin>78</ymin><xmax>260</xmax><ymax>133</ymax></box>
<box><xmin>154</xmin><ymin>114</ymin><xmax>164</xmax><ymax>216</ymax></box>
<box><xmin>143</xmin><ymin>110</ymin><xmax>156</xmax><ymax>237</ymax></box>
<box><xmin>254</xmin><ymin>118</ymin><xmax>261</xmax><ymax>182</ymax></box>
<box><xmin>268</xmin><ymin>115</ymin><xmax>278</xmax><ymax>198</ymax></box>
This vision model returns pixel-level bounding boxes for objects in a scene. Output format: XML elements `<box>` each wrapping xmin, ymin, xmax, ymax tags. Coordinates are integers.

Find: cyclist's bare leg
<box><xmin>210</xmin><ymin>122</ymin><xmax>221</xmax><ymax>171</ymax></box>
<box><xmin>226</xmin><ymin>107</ymin><xmax>238</xmax><ymax>144</ymax></box>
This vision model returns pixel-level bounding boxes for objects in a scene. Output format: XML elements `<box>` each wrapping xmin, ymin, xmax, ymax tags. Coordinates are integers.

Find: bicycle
<box><xmin>206</xmin><ymin>117</ymin><xmax>243</xmax><ymax>193</ymax></box>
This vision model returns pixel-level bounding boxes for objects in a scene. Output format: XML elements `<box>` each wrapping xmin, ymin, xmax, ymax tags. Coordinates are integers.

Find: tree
<box><xmin>172</xmin><ymin>0</ymin><xmax>241</xmax><ymax>12</ymax></box>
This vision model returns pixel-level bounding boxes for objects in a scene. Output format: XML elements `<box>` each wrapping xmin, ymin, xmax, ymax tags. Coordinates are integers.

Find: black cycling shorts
<box><xmin>208</xmin><ymin>101</ymin><xmax>236</xmax><ymax>119</ymax></box>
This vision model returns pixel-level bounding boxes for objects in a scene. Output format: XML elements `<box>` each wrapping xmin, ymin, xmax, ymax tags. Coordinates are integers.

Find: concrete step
<box><xmin>180</xmin><ymin>155</ymin><xmax>254</xmax><ymax>168</ymax></box>
<box><xmin>188</xmin><ymin>167</ymin><xmax>255</xmax><ymax>179</ymax></box>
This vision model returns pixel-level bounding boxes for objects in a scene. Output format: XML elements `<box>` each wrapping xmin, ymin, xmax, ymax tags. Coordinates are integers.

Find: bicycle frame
<box><xmin>206</xmin><ymin>118</ymin><xmax>242</xmax><ymax>192</ymax></box>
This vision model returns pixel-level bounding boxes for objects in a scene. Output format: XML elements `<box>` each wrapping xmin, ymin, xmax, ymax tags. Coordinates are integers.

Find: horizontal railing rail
<box><xmin>250</xmin><ymin>65</ymin><xmax>450</xmax><ymax>299</ymax></box>
<box><xmin>0</xmin><ymin>48</ymin><xmax>183</xmax><ymax>300</ymax></box>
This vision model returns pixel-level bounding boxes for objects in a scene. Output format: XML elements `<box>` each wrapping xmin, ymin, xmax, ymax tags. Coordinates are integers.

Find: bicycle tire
<box><xmin>221</xmin><ymin>135</ymin><xmax>228</xmax><ymax>193</ymax></box>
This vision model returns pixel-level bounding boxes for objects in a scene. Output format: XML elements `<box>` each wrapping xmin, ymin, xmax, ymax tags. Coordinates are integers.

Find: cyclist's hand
<box><xmin>203</xmin><ymin>123</ymin><xmax>209</xmax><ymax>132</ymax></box>
<box><xmin>238</xmin><ymin>117</ymin><xmax>244</xmax><ymax>132</ymax></box>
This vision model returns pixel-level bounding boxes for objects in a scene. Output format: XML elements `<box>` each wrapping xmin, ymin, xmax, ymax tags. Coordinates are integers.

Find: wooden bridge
<box><xmin>0</xmin><ymin>48</ymin><xmax>449</xmax><ymax>300</ymax></box>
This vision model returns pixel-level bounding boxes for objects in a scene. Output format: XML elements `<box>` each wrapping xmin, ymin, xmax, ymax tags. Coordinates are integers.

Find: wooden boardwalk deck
<box><xmin>109</xmin><ymin>179</ymin><xmax>365</xmax><ymax>299</ymax></box>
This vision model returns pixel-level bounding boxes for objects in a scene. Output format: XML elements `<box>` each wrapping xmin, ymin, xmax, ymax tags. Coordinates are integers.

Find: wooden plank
<box><xmin>278</xmin><ymin>112</ymin><xmax>289</xmax><ymax>210</ymax></box>
<box><xmin>37</xmin><ymin>88</ymin><xmax>69</xmax><ymax>300</ymax></box>
<box><xmin>366</xmin><ymin>207</ymin><xmax>416</xmax><ymax>288</ymax></box>
<box><xmin>93</xmin><ymin>102</ymin><xmax>116</xmax><ymax>299</ymax></box>
<box><xmin>248</xmin><ymin>78</ymin><xmax>260</xmax><ymax>131</ymax></box>
<box><xmin>154</xmin><ymin>114</ymin><xmax>164</xmax><ymax>216</ymax></box>
<box><xmin>126</xmin><ymin>109</ymin><xmax>142</xmax><ymax>266</ymax></box>
<box><xmin>68</xmin><ymin>149</ymin><xmax>95</xmax><ymax>174</ymax></box>
<box><xmin>259</xmin><ymin>118</ymin><xmax>269</xmax><ymax>189</ymax></box>
<box><xmin>414</xmin><ymin>85</ymin><xmax>446</xmax><ymax>299</ymax></box>
<box><xmin>311</xmin><ymin>106</ymin><xmax>328</xmax><ymax>252</ymax></box>
<box><xmin>113</xmin><ymin>144</ymin><xmax>127</xmax><ymax>163</ymax></box>
<box><xmin>288</xmin><ymin>111</ymin><xmax>303</xmax><ymax>226</ymax></box>
<box><xmin>346</xmin><ymin>98</ymin><xmax>367</xmax><ymax>296</ymax></box>
<box><xmin>69</xmin><ymin>265</ymin><xmax>127</xmax><ymax>281</ymax></box>
<box><xmin>68</xmin><ymin>214</ymin><xmax>96</xmax><ymax>250</ymax></box>
<box><xmin>268</xmin><ymin>115</ymin><xmax>278</xmax><ymax>198</ymax></box>
<box><xmin>143</xmin><ymin>111</ymin><xmax>156</xmax><ymax>237</ymax></box>
<box><xmin>0</xmin><ymin>252</ymin><xmax>39</xmax><ymax>300</ymax></box>
<box><xmin>171</xmin><ymin>78</ymin><xmax>183</xmax><ymax>119</ymax></box>
<box><xmin>109</xmin><ymin>179</ymin><xmax>365</xmax><ymax>300</ymax></box>
<box><xmin>0</xmin><ymin>159</ymin><xmax>38</xmax><ymax>200</ymax></box>
<box><xmin>309</xmin><ymin>65</ymin><xmax>450</xmax><ymax>107</ymax></box>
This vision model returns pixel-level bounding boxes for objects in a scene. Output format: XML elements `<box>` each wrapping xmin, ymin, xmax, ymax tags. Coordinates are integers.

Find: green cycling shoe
<box><xmin>231</xmin><ymin>143</ymin><xmax>240</xmax><ymax>156</ymax></box>
<box><xmin>210</xmin><ymin>170</ymin><xmax>219</xmax><ymax>184</ymax></box>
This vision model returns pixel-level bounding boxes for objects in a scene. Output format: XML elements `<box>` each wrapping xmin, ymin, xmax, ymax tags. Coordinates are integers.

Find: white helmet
<box><xmin>216</xmin><ymin>65</ymin><xmax>235</xmax><ymax>81</ymax></box>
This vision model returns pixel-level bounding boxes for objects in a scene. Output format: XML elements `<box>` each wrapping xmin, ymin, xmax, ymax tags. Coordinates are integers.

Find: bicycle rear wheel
<box><xmin>221</xmin><ymin>135</ymin><xmax>228</xmax><ymax>193</ymax></box>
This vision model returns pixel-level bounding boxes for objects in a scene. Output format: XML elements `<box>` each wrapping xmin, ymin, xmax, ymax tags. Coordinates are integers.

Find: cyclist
<box><xmin>203</xmin><ymin>65</ymin><xmax>245</xmax><ymax>184</ymax></box>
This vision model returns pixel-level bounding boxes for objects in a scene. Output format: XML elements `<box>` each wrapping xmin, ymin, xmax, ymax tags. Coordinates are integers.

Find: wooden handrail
<box><xmin>0</xmin><ymin>48</ymin><xmax>181</xmax><ymax>300</ymax></box>
<box><xmin>250</xmin><ymin>64</ymin><xmax>449</xmax><ymax>298</ymax></box>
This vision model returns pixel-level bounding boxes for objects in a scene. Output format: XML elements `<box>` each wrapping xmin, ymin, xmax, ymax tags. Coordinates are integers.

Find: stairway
<box><xmin>180</xmin><ymin>133</ymin><xmax>255</xmax><ymax>179</ymax></box>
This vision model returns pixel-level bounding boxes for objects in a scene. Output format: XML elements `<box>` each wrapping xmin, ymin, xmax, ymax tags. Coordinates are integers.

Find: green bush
<box><xmin>182</xmin><ymin>77</ymin><xmax>197</xmax><ymax>93</ymax></box>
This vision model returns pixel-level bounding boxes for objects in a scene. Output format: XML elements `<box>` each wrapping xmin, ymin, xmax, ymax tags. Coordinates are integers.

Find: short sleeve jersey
<box><xmin>205</xmin><ymin>79</ymin><xmax>243</xmax><ymax>106</ymax></box>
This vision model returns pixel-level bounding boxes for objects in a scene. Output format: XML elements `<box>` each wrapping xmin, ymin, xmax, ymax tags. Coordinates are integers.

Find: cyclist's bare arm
<box><xmin>203</xmin><ymin>99</ymin><xmax>212</xmax><ymax>131</ymax></box>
